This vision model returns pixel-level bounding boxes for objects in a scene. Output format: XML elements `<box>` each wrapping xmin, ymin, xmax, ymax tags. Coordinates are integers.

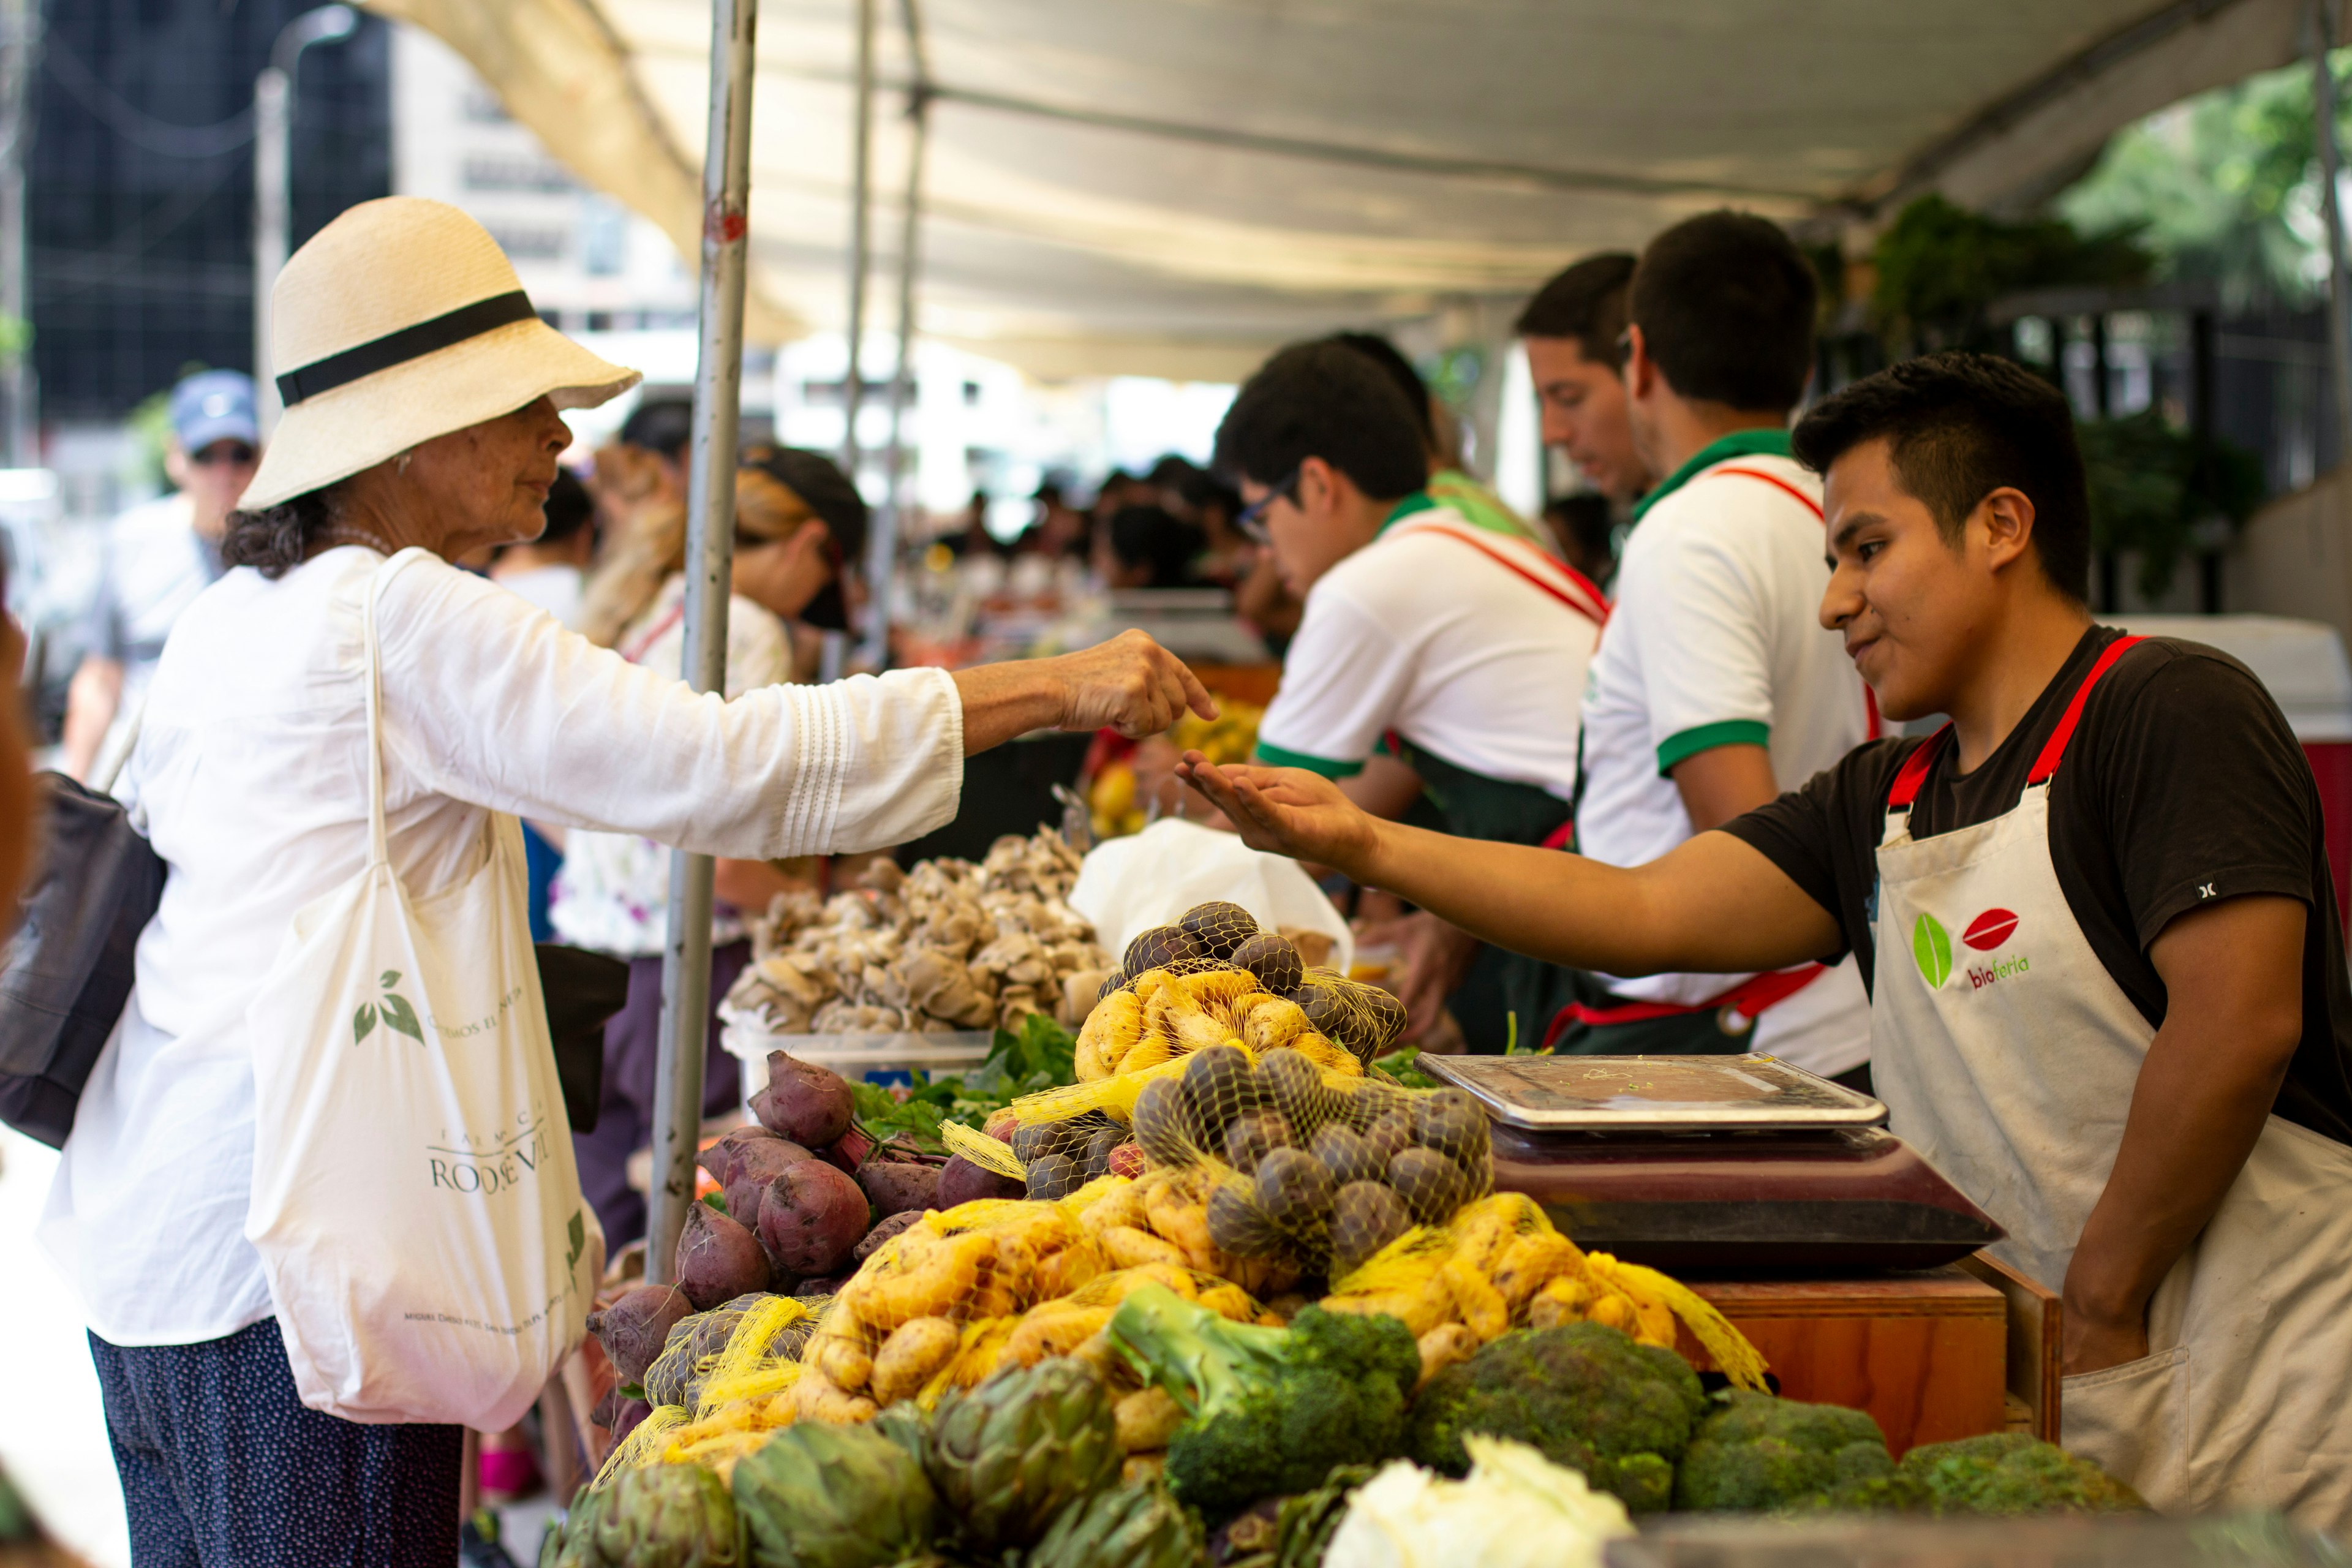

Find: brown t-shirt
<box><xmin>1724</xmin><ymin>625</ymin><xmax>2352</xmax><ymax>1148</ymax></box>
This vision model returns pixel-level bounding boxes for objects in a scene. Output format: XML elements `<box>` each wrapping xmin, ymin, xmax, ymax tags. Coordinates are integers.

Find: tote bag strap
<box><xmin>360</xmin><ymin>549</ymin><xmax>438</xmax><ymax>870</ymax></box>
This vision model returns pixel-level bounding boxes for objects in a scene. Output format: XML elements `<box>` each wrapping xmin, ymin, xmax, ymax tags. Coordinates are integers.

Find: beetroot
<box><xmin>858</xmin><ymin>1158</ymin><xmax>941</xmax><ymax>1218</ymax></box>
<box><xmin>699</xmin><ymin>1125</ymin><xmax>797</xmax><ymax>1189</ymax></box>
<box><xmin>609</xmin><ymin>1397</ymin><xmax>652</xmax><ymax>1444</ymax></box>
<box><xmin>584</xmin><ymin>1283</ymin><xmax>693</xmax><ymax>1387</ymax></box>
<box><xmin>820</xmin><ymin>1123</ymin><xmax>878</xmax><ymax>1176</ymax></box>
<box><xmin>749</xmin><ymin>1050</ymin><xmax>855</xmax><ymax>1147</ymax></box>
<box><xmin>937</xmin><ymin>1154</ymin><xmax>1025</xmax><ymax>1208</ymax></box>
<box><xmin>853</xmin><ymin>1207</ymin><xmax>927</xmax><ymax>1262</ymax></box>
<box><xmin>674</xmin><ymin>1200</ymin><xmax>774</xmax><ymax>1310</ymax></box>
<box><xmin>755</xmin><ymin>1159</ymin><xmax>871</xmax><ymax>1278</ymax></box>
<box><xmin>721</xmin><ymin>1136</ymin><xmax>816</xmax><ymax>1234</ymax></box>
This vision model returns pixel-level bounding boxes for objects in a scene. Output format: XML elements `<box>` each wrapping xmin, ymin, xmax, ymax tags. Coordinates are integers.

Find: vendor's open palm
<box><xmin>1178</xmin><ymin>755</ymin><xmax>1376</xmax><ymax>872</ymax></box>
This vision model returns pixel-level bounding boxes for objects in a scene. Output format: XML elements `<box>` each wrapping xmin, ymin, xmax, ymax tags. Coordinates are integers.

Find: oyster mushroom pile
<box><xmin>723</xmin><ymin>829</ymin><xmax>1117</xmax><ymax>1036</ymax></box>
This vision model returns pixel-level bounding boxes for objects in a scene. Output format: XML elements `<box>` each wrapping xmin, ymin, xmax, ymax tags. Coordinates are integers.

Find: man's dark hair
<box><xmin>1213</xmin><ymin>341</ymin><xmax>1429</xmax><ymax>500</ymax></box>
<box><xmin>1324</xmin><ymin>333</ymin><xmax>1436</xmax><ymax>449</ymax></box>
<box><xmin>540</xmin><ymin>467</ymin><xmax>595</xmax><ymax>545</ymax></box>
<box><xmin>619</xmin><ymin>397</ymin><xmax>694</xmax><ymax>459</ymax></box>
<box><xmin>1514</xmin><ymin>252</ymin><xmax>1637</xmax><ymax>365</ymax></box>
<box><xmin>1790</xmin><ymin>351</ymin><xmax>2090</xmax><ymax>603</ymax></box>
<box><xmin>1630</xmin><ymin>213</ymin><xmax>1816</xmax><ymax>410</ymax></box>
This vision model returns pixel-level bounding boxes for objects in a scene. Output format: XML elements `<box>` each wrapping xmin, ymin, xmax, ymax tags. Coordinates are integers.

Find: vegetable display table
<box><xmin>1673</xmin><ymin>1265</ymin><xmax>2010</xmax><ymax>1455</ymax></box>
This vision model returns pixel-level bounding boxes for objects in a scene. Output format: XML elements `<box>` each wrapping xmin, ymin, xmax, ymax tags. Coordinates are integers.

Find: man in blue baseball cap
<box><xmin>62</xmin><ymin>369</ymin><xmax>262</xmax><ymax>783</ymax></box>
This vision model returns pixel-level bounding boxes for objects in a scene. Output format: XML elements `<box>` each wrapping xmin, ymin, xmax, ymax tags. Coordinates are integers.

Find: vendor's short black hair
<box><xmin>1325</xmin><ymin>333</ymin><xmax>1437</xmax><ymax>450</ymax></box>
<box><xmin>1791</xmin><ymin>351</ymin><xmax>2090</xmax><ymax>604</ymax></box>
<box><xmin>1213</xmin><ymin>341</ymin><xmax>1429</xmax><ymax>501</ymax></box>
<box><xmin>1630</xmin><ymin>212</ymin><xmax>1816</xmax><ymax>411</ymax></box>
<box><xmin>1515</xmin><ymin>252</ymin><xmax>1637</xmax><ymax>366</ymax></box>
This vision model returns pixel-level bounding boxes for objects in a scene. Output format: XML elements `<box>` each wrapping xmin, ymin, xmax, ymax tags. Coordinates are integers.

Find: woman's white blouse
<box><xmin>40</xmin><ymin>546</ymin><xmax>964</xmax><ymax>1346</ymax></box>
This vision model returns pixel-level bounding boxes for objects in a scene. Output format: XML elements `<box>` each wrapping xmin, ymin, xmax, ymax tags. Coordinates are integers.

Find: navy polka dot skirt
<box><xmin>89</xmin><ymin>1317</ymin><xmax>461</xmax><ymax>1567</ymax></box>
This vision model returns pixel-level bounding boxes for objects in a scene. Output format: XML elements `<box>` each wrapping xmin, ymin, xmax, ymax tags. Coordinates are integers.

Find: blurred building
<box><xmin>31</xmin><ymin>0</ymin><xmax>390</xmax><ymax>433</ymax></box>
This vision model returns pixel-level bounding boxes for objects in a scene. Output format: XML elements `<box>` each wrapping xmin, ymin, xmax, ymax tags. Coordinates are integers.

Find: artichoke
<box><xmin>545</xmin><ymin>1485</ymin><xmax>608</xmax><ymax>1568</ymax></box>
<box><xmin>589</xmin><ymin>1466</ymin><xmax>741</xmax><ymax>1568</ymax></box>
<box><xmin>1027</xmin><ymin>1481</ymin><xmax>1201</xmax><ymax>1568</ymax></box>
<box><xmin>734</xmin><ymin>1421</ymin><xmax>938</xmax><ymax>1568</ymax></box>
<box><xmin>925</xmin><ymin>1357</ymin><xmax>1121</xmax><ymax>1550</ymax></box>
<box><xmin>871</xmin><ymin>1400</ymin><xmax>932</xmax><ymax>1467</ymax></box>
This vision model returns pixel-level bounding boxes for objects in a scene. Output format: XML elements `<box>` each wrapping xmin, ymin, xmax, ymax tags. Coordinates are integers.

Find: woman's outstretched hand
<box><xmin>1177</xmin><ymin>753</ymin><xmax>1380</xmax><ymax>876</ymax></box>
<box><xmin>1051</xmin><ymin>629</ymin><xmax>1217</xmax><ymax>738</ymax></box>
<box><xmin>952</xmin><ymin>629</ymin><xmax>1215</xmax><ymax>755</ymax></box>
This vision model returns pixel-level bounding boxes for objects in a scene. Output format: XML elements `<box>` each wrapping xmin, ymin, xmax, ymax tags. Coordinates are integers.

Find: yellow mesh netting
<box><xmin>1319</xmin><ymin>1193</ymin><xmax>1769</xmax><ymax>1390</ymax></box>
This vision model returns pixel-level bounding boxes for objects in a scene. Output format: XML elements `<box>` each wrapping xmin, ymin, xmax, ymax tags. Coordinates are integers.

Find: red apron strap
<box><xmin>1887</xmin><ymin>727</ymin><xmax>1950</xmax><ymax>809</ymax></box>
<box><xmin>619</xmin><ymin>602</ymin><xmax>688</xmax><ymax>666</ymax></box>
<box><xmin>1708</xmin><ymin>465</ymin><xmax>1824</xmax><ymax>521</ymax></box>
<box><xmin>1864</xmin><ymin>683</ymin><xmax>1882</xmax><ymax>741</ymax></box>
<box><xmin>1546</xmin><ymin>963</ymin><xmax>1828</xmax><ymax>1040</ymax></box>
<box><xmin>1540</xmin><ymin>819</ymin><xmax>1575</xmax><ymax>851</ymax></box>
<box><xmin>2027</xmin><ymin>636</ymin><xmax>2144</xmax><ymax>783</ymax></box>
<box><xmin>1405</xmin><ymin>522</ymin><xmax>1610</xmax><ymax>625</ymax></box>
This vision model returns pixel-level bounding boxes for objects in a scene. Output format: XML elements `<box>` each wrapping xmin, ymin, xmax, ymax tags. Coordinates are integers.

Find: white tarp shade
<box><xmin>369</xmin><ymin>0</ymin><xmax>2320</xmax><ymax>379</ymax></box>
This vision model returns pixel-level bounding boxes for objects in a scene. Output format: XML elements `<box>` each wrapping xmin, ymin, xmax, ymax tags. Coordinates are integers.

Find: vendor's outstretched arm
<box><xmin>1180</xmin><ymin>758</ymin><xmax>1841</xmax><ymax>978</ymax></box>
<box><xmin>2062</xmin><ymin>893</ymin><xmax>2305</xmax><ymax>1376</ymax></box>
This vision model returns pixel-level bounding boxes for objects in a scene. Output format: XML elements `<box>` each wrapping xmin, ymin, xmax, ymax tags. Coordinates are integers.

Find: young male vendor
<box><xmin>1182</xmin><ymin>350</ymin><xmax>2352</xmax><ymax>1531</ymax></box>
<box><xmin>1518</xmin><ymin>251</ymin><xmax>1652</xmax><ymax>510</ymax></box>
<box><xmin>1561</xmin><ymin>211</ymin><xmax>1875</xmax><ymax>1084</ymax></box>
<box><xmin>1220</xmin><ymin>340</ymin><xmax>1607</xmax><ymax>1046</ymax></box>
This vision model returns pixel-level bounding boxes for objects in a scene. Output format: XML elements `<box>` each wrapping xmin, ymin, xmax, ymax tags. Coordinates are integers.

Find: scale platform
<box><xmin>1421</xmin><ymin>1054</ymin><xmax>2003</xmax><ymax>1273</ymax></box>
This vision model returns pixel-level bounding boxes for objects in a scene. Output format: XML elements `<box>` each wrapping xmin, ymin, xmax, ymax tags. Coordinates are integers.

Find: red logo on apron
<box><xmin>1962</xmin><ymin>909</ymin><xmax>2018</xmax><ymax>950</ymax></box>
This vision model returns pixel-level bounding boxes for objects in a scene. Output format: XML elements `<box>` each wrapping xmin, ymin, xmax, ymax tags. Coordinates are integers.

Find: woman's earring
<box><xmin>395</xmin><ymin>451</ymin><xmax>414</xmax><ymax>478</ymax></box>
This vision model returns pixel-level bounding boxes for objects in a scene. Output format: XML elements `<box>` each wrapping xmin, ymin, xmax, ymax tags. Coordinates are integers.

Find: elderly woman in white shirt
<box><xmin>39</xmin><ymin>196</ymin><xmax>1208</xmax><ymax>1566</ymax></box>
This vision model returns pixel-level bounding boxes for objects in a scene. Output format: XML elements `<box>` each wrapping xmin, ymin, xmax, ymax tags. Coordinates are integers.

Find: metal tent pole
<box><xmin>862</xmin><ymin>0</ymin><xmax>930</xmax><ymax>669</ymax></box>
<box><xmin>2312</xmin><ymin>0</ymin><xmax>2352</xmax><ymax>467</ymax></box>
<box><xmin>840</xmin><ymin>0</ymin><xmax>876</xmax><ymax>478</ymax></box>
<box><xmin>647</xmin><ymin>0</ymin><xmax>760</xmax><ymax>1284</ymax></box>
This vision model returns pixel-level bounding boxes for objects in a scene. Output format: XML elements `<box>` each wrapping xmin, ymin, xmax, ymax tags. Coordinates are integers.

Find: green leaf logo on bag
<box><xmin>1912</xmin><ymin>913</ymin><xmax>1954</xmax><ymax>988</ymax></box>
<box><xmin>352</xmin><ymin>970</ymin><xmax>426</xmax><ymax>1046</ymax></box>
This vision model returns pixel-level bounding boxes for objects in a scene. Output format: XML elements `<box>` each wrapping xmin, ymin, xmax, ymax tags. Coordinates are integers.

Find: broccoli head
<box><xmin>1105</xmin><ymin>1284</ymin><xmax>1419</xmax><ymax>1523</ymax></box>
<box><xmin>1672</xmin><ymin>1390</ymin><xmax>1896</xmax><ymax>1512</ymax></box>
<box><xmin>1406</xmin><ymin>1321</ymin><xmax>1706</xmax><ymax>1512</ymax></box>
<box><xmin>1893</xmin><ymin>1433</ymin><xmax>2146</xmax><ymax>1516</ymax></box>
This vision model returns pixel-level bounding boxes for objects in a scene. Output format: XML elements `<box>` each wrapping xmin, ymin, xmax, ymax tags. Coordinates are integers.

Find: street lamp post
<box><xmin>253</xmin><ymin>4</ymin><xmax>356</xmax><ymax>436</ymax></box>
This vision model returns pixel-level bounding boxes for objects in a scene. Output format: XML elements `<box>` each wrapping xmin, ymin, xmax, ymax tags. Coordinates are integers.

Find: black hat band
<box><xmin>276</xmin><ymin>290</ymin><xmax>539</xmax><ymax>407</ymax></box>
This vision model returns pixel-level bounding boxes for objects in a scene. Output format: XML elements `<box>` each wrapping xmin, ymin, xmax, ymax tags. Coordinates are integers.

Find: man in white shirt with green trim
<box><xmin>1559</xmin><ymin>211</ymin><xmax>1875</xmax><ymax>1084</ymax></box>
<box><xmin>1218</xmin><ymin>341</ymin><xmax>1607</xmax><ymax>1046</ymax></box>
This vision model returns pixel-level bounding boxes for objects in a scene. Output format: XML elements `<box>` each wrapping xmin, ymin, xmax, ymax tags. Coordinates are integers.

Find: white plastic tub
<box><xmin>719</xmin><ymin>1005</ymin><xmax>993</xmax><ymax>1112</ymax></box>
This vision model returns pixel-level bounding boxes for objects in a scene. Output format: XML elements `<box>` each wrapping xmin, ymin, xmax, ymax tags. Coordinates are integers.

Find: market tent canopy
<box><xmin>371</xmin><ymin>0</ymin><xmax>2322</xmax><ymax>379</ymax></box>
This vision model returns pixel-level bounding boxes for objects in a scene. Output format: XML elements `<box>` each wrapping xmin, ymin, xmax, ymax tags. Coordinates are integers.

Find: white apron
<box><xmin>1870</xmin><ymin>636</ymin><xmax>2352</xmax><ymax>1533</ymax></box>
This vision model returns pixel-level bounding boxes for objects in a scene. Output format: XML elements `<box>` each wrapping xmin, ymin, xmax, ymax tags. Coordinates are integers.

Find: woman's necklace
<box><xmin>317</xmin><ymin>525</ymin><xmax>399</xmax><ymax>556</ymax></box>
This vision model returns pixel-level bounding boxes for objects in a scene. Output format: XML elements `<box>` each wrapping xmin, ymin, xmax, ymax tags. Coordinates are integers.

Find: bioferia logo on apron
<box><xmin>1909</xmin><ymin>908</ymin><xmax>2026</xmax><ymax>992</ymax></box>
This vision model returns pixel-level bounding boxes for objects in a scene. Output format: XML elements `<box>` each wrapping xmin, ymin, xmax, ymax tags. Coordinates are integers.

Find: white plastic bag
<box><xmin>243</xmin><ymin>550</ymin><xmax>599</xmax><ymax>1428</ymax></box>
<box><xmin>1069</xmin><ymin>818</ymin><xmax>1353</xmax><ymax>973</ymax></box>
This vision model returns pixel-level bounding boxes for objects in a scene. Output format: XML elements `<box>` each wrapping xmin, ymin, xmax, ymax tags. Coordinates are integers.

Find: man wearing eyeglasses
<box><xmin>62</xmin><ymin>370</ymin><xmax>261</xmax><ymax>784</ymax></box>
<box><xmin>1220</xmin><ymin>340</ymin><xmax>1606</xmax><ymax>1049</ymax></box>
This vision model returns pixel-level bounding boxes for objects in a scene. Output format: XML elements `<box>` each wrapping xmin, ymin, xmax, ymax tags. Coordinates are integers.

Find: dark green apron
<box><xmin>1393</xmin><ymin>739</ymin><xmax>1585</xmax><ymax>1054</ymax></box>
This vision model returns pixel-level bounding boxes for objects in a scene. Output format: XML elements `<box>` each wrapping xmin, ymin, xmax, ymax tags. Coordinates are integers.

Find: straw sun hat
<box><xmin>241</xmin><ymin>196</ymin><xmax>641</xmax><ymax>512</ymax></box>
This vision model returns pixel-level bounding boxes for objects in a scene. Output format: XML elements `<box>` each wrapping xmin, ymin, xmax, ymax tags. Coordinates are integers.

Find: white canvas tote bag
<box><xmin>244</xmin><ymin>549</ymin><xmax>600</xmax><ymax>1428</ymax></box>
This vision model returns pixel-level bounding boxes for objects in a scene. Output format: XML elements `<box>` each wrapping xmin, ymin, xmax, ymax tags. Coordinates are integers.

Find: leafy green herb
<box><xmin>700</xmin><ymin>1190</ymin><xmax>727</xmax><ymax>1213</ymax></box>
<box><xmin>1371</xmin><ymin>1046</ymin><xmax>1439</xmax><ymax>1090</ymax></box>
<box><xmin>845</xmin><ymin>1014</ymin><xmax>1080</xmax><ymax>1155</ymax></box>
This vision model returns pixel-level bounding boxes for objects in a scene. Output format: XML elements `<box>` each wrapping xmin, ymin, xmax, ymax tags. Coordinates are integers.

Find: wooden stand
<box><xmin>1673</xmin><ymin>1265</ymin><xmax>2009</xmax><ymax>1454</ymax></box>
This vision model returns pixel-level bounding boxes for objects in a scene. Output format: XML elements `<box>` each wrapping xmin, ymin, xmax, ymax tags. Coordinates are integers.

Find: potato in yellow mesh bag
<box><xmin>1111</xmin><ymin>1042</ymin><xmax>1494</xmax><ymax>1280</ymax></box>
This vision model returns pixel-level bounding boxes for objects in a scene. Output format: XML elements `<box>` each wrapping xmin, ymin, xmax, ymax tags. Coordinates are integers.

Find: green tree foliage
<box><xmin>2059</xmin><ymin>51</ymin><xmax>2352</xmax><ymax>307</ymax></box>
<box><xmin>2078</xmin><ymin>411</ymin><xmax>2266</xmax><ymax>599</ymax></box>
<box><xmin>1871</xmin><ymin>195</ymin><xmax>2149</xmax><ymax>350</ymax></box>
